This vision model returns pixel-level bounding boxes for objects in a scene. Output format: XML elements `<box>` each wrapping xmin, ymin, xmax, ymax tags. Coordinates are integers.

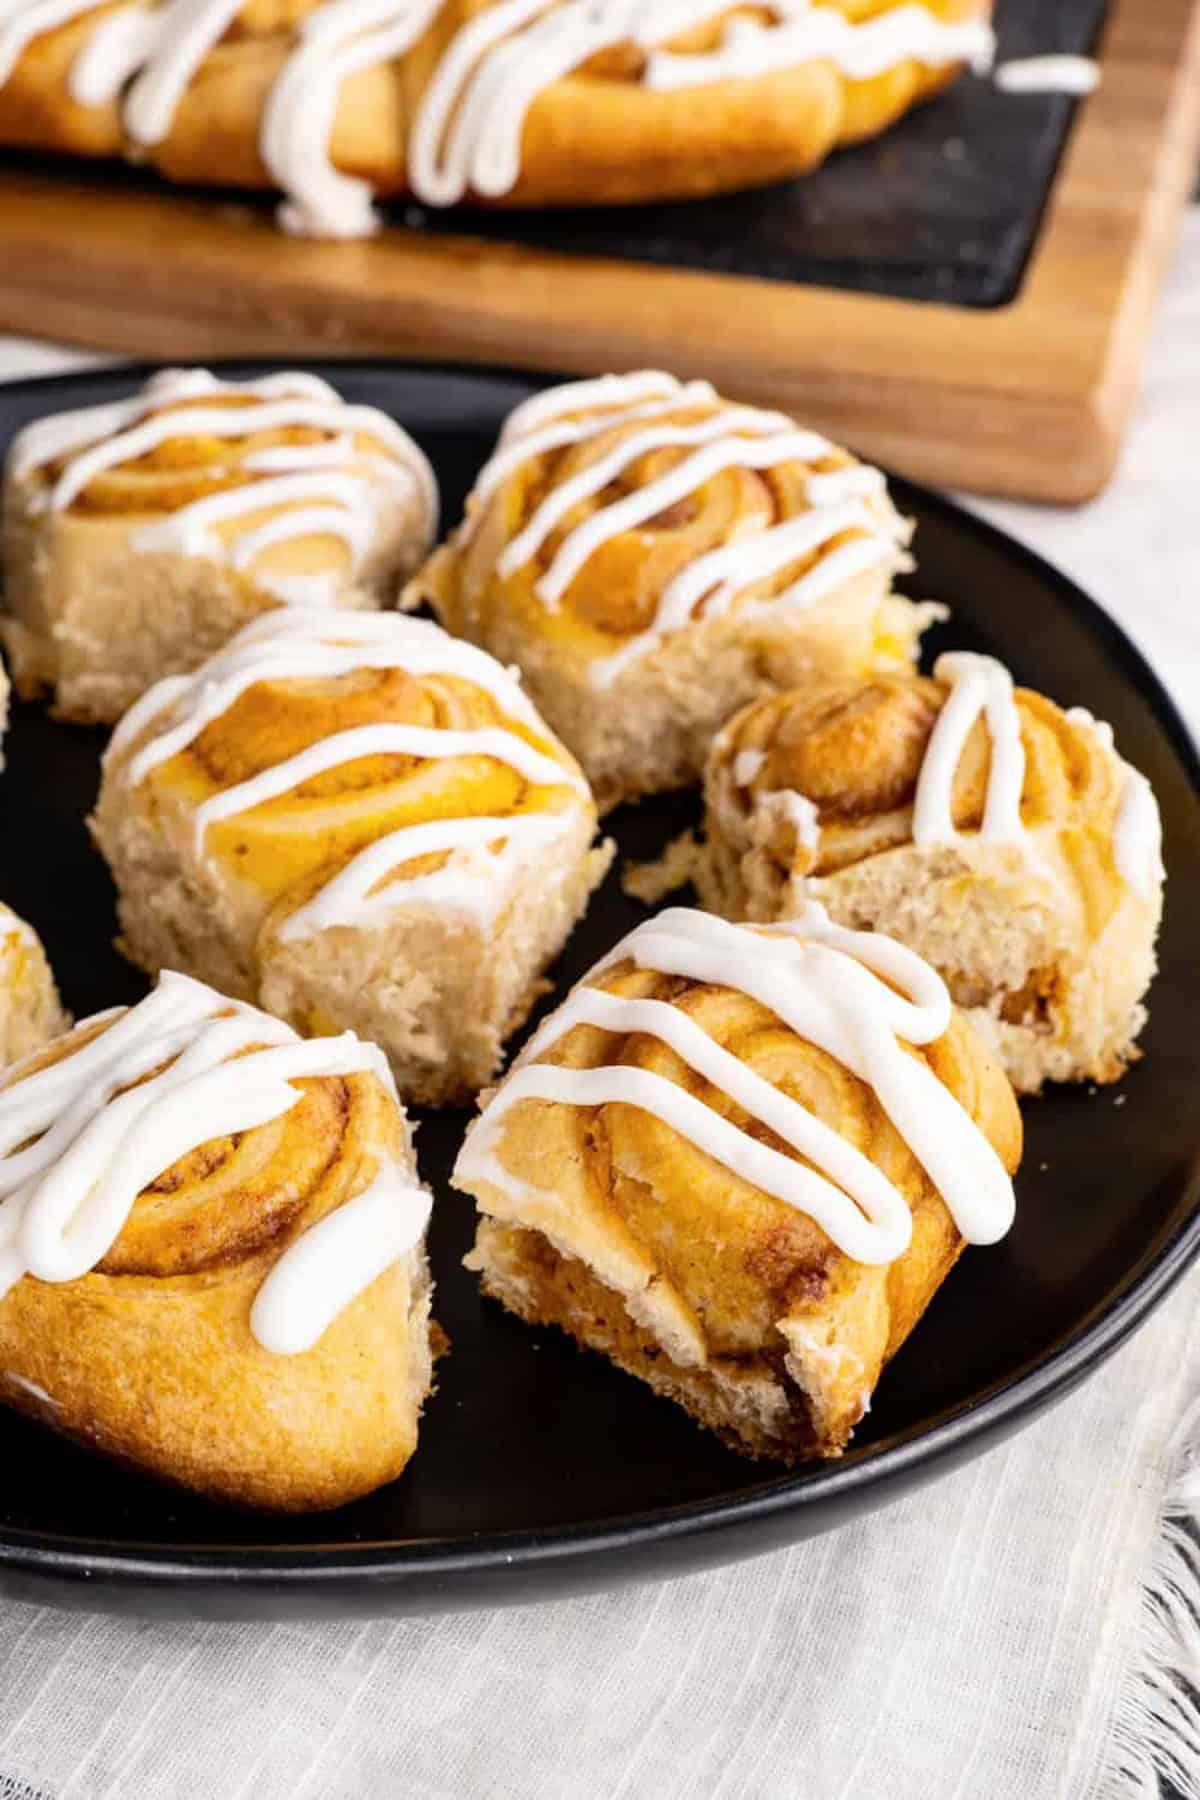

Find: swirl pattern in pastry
<box><xmin>456</xmin><ymin>903</ymin><xmax>1021</xmax><ymax>1461</ymax></box>
<box><xmin>699</xmin><ymin>654</ymin><xmax>1165</xmax><ymax>1093</ymax></box>
<box><xmin>412</xmin><ymin>370</ymin><xmax>938</xmax><ymax>810</ymax></box>
<box><xmin>92</xmin><ymin>607</ymin><xmax>612</xmax><ymax>1104</ymax></box>
<box><xmin>0</xmin><ymin>969</ymin><xmax>437</xmax><ymax>1509</ymax></box>
<box><xmin>2</xmin><ymin>366</ymin><xmax>437</xmax><ymax>722</ymax></box>
<box><xmin>0</xmin><ymin>0</ymin><xmax>995</xmax><ymax>233</ymax></box>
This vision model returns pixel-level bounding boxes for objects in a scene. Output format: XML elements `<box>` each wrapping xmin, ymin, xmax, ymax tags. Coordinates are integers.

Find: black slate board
<box><xmin>390</xmin><ymin>0</ymin><xmax>1110</xmax><ymax>308</ymax></box>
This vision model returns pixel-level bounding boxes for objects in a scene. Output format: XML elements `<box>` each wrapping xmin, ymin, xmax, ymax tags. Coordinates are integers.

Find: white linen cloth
<box><xmin>0</xmin><ymin>216</ymin><xmax>1199</xmax><ymax>1800</ymax></box>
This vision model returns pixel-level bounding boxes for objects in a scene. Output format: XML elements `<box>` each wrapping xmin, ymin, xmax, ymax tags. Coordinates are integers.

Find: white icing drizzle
<box><xmin>11</xmin><ymin>367</ymin><xmax>437</xmax><ymax>604</ymax></box>
<box><xmin>733</xmin><ymin>748</ymin><xmax>765</xmax><ymax>787</ymax></box>
<box><xmin>0</xmin><ymin>0</ymin><xmax>106</xmax><ymax>86</ymax></box>
<box><xmin>914</xmin><ymin>677</ymin><xmax>1164</xmax><ymax>905</ymax></box>
<box><xmin>993</xmin><ymin>54</ymin><xmax>1099</xmax><ymax>97</ymax></box>
<box><xmin>468</xmin><ymin>371</ymin><xmax>902</xmax><ymax>686</ymax></box>
<box><xmin>645</xmin><ymin>1</ymin><xmax>994</xmax><ymax>90</ymax></box>
<box><xmin>0</xmin><ymin>971</ymin><xmax>430</xmax><ymax>1353</ymax></box>
<box><xmin>261</xmin><ymin>0</ymin><xmax>444</xmax><ymax>238</ymax></box>
<box><xmin>111</xmin><ymin>608</ymin><xmax>586</xmax><ymax>938</ymax></box>
<box><xmin>912</xmin><ymin>652</ymin><xmax>1027</xmax><ymax>848</ymax></box>
<box><xmin>68</xmin><ymin>2</ymin><xmax>156</xmax><ymax>106</ymax></box>
<box><xmin>456</xmin><ymin>905</ymin><xmax>1015</xmax><ymax>1266</ymax></box>
<box><xmin>250</xmin><ymin>1157</ymin><xmax>431</xmax><ymax>1354</ymax></box>
<box><xmin>25</xmin><ymin>0</ymin><xmax>995</xmax><ymax>237</ymax></box>
<box><xmin>1113</xmin><ymin>769</ymin><xmax>1165</xmax><ymax>903</ymax></box>
<box><xmin>1067</xmin><ymin>708</ymin><xmax>1164</xmax><ymax>903</ymax></box>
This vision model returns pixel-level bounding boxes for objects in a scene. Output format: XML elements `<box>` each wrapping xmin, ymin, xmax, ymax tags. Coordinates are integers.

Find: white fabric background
<box><xmin>0</xmin><ymin>215</ymin><xmax>1197</xmax><ymax>1800</ymax></box>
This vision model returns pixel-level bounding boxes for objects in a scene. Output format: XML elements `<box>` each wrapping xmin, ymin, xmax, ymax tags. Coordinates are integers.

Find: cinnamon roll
<box><xmin>3</xmin><ymin>367</ymin><xmax>437</xmax><ymax>724</ymax></box>
<box><xmin>411</xmin><ymin>371</ymin><xmax>936</xmax><ymax>812</ymax></box>
<box><xmin>456</xmin><ymin>905</ymin><xmax>1021</xmax><ymax>1461</ymax></box>
<box><xmin>698</xmin><ymin>655</ymin><xmax>1166</xmax><ymax>1094</ymax></box>
<box><xmin>0</xmin><ymin>2</ymin><xmax>994</xmax><ymax>236</ymax></box>
<box><xmin>0</xmin><ymin>901</ymin><xmax>68</xmax><ymax>1067</ymax></box>
<box><xmin>0</xmin><ymin>971</ymin><xmax>436</xmax><ymax>1511</ymax></box>
<box><xmin>92</xmin><ymin>607</ymin><xmax>612</xmax><ymax>1105</ymax></box>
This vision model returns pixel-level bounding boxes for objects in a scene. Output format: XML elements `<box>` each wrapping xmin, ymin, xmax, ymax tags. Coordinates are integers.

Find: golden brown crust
<box><xmin>459</xmin><ymin>940</ymin><xmax>1021</xmax><ymax>1461</ymax></box>
<box><xmin>0</xmin><ymin>0</ymin><xmax>991</xmax><ymax>209</ymax></box>
<box><xmin>0</xmin><ymin>1012</ymin><xmax>436</xmax><ymax>1511</ymax></box>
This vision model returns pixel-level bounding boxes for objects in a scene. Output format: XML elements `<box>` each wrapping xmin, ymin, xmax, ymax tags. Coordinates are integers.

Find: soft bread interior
<box><xmin>809</xmin><ymin>840</ymin><xmax>1155</xmax><ymax>1094</ymax></box>
<box><xmin>468</xmin><ymin>1217</ymin><xmax>826</xmax><ymax>1462</ymax></box>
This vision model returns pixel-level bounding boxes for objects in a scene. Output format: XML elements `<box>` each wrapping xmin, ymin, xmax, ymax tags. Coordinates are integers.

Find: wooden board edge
<box><xmin>0</xmin><ymin>0</ymin><xmax>1194</xmax><ymax>504</ymax></box>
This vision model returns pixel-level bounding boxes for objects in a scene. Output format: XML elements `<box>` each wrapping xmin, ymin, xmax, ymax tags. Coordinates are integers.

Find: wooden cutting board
<box><xmin>0</xmin><ymin>0</ymin><xmax>1196</xmax><ymax>503</ymax></box>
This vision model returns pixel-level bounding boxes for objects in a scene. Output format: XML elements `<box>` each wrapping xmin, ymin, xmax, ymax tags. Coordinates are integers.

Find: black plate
<box><xmin>2</xmin><ymin>0</ymin><xmax>1107</xmax><ymax>310</ymax></box>
<box><xmin>0</xmin><ymin>361</ymin><xmax>1196</xmax><ymax>1622</ymax></box>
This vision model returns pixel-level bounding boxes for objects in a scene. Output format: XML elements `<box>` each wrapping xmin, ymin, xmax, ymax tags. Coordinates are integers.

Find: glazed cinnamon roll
<box><xmin>698</xmin><ymin>656</ymin><xmax>1165</xmax><ymax>1093</ymax></box>
<box><xmin>0</xmin><ymin>2</ymin><xmax>995</xmax><ymax>235</ymax></box>
<box><xmin>0</xmin><ymin>902</ymin><xmax>68</xmax><ymax>1067</ymax></box>
<box><xmin>456</xmin><ymin>905</ymin><xmax>1021</xmax><ymax>1461</ymax></box>
<box><xmin>92</xmin><ymin>607</ymin><xmax>611</xmax><ymax>1105</ymax></box>
<box><xmin>412</xmin><ymin>371</ymin><xmax>936</xmax><ymax>811</ymax></box>
<box><xmin>0</xmin><ymin>971</ymin><xmax>436</xmax><ymax>1510</ymax></box>
<box><xmin>3</xmin><ymin>367</ymin><xmax>437</xmax><ymax>723</ymax></box>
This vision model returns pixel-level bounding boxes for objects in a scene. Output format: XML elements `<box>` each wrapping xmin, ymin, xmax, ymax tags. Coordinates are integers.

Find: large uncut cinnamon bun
<box><xmin>3</xmin><ymin>367</ymin><xmax>437</xmax><ymax>724</ymax></box>
<box><xmin>456</xmin><ymin>906</ymin><xmax>1021</xmax><ymax>1461</ymax></box>
<box><xmin>412</xmin><ymin>371</ymin><xmax>937</xmax><ymax>812</ymax></box>
<box><xmin>0</xmin><ymin>972</ymin><xmax>436</xmax><ymax>1510</ymax></box>
<box><xmin>0</xmin><ymin>902</ymin><xmax>68</xmax><ymax>1068</ymax></box>
<box><xmin>698</xmin><ymin>655</ymin><xmax>1166</xmax><ymax>1094</ymax></box>
<box><xmin>0</xmin><ymin>2</ymin><xmax>995</xmax><ymax>236</ymax></box>
<box><xmin>92</xmin><ymin>607</ymin><xmax>611</xmax><ymax>1105</ymax></box>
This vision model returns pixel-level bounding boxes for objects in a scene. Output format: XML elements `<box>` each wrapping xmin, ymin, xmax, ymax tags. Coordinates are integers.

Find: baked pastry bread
<box><xmin>456</xmin><ymin>904</ymin><xmax>1021</xmax><ymax>1461</ymax></box>
<box><xmin>411</xmin><ymin>370</ymin><xmax>937</xmax><ymax>811</ymax></box>
<box><xmin>0</xmin><ymin>2</ymin><xmax>995</xmax><ymax>236</ymax></box>
<box><xmin>3</xmin><ymin>366</ymin><xmax>437</xmax><ymax>724</ymax></box>
<box><xmin>92</xmin><ymin>607</ymin><xmax>611</xmax><ymax>1105</ymax></box>
<box><xmin>0</xmin><ymin>970</ymin><xmax>436</xmax><ymax>1510</ymax></box>
<box><xmin>0</xmin><ymin>902</ymin><xmax>69</xmax><ymax>1067</ymax></box>
<box><xmin>698</xmin><ymin>654</ymin><xmax>1166</xmax><ymax>1093</ymax></box>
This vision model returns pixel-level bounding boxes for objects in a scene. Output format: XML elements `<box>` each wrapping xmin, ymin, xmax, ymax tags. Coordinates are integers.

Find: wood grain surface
<box><xmin>0</xmin><ymin>0</ymin><xmax>1196</xmax><ymax>503</ymax></box>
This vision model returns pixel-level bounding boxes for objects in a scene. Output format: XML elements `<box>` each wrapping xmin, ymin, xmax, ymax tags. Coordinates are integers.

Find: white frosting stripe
<box><xmin>497</xmin><ymin>411</ymin><xmax>823</xmax><ymax>598</ymax></box>
<box><xmin>1113</xmin><ymin>767</ymin><xmax>1165</xmax><ymax>902</ymax></box>
<box><xmin>645</xmin><ymin>2</ymin><xmax>995</xmax><ymax>90</ymax></box>
<box><xmin>113</xmin><ymin>608</ymin><xmax>549</xmax><ymax>775</ymax></box>
<box><xmin>37</xmin><ymin>0</ymin><xmax>997</xmax><ymax>237</ymax></box>
<box><xmin>912</xmin><ymin>652</ymin><xmax>1027</xmax><ymax>848</ymax></box>
<box><xmin>111</xmin><ymin>608</ymin><xmax>585</xmax><ymax>937</ymax></box>
<box><xmin>0</xmin><ymin>972</ymin><xmax>430</xmax><ymax>1354</ymax></box>
<box><xmin>262</xmin><ymin>0</ymin><xmax>444</xmax><ymax>238</ymax></box>
<box><xmin>250</xmin><ymin>1160</ymin><xmax>432</xmax><ymax>1354</ymax></box>
<box><xmin>121</xmin><ymin>0</ymin><xmax>242</xmax><ymax>144</ymax></box>
<box><xmin>190</xmin><ymin>719</ymin><xmax>578</xmax><ymax>848</ymax></box>
<box><xmin>279</xmin><ymin>808</ymin><xmax>570</xmax><ymax>940</ymax></box>
<box><xmin>1065</xmin><ymin>706</ymin><xmax>1165</xmax><ymax>903</ymax></box>
<box><xmin>11</xmin><ymin>367</ymin><xmax>437</xmax><ymax>605</ymax></box>
<box><xmin>466</xmin><ymin>369</ymin><xmax>901</xmax><ymax>683</ymax></box>
<box><xmin>993</xmin><ymin>55</ymin><xmax>1099</xmax><ymax>96</ymax></box>
<box><xmin>457</xmin><ymin>905</ymin><xmax>1015</xmax><ymax>1267</ymax></box>
<box><xmin>0</xmin><ymin>0</ymin><xmax>106</xmax><ymax>86</ymax></box>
